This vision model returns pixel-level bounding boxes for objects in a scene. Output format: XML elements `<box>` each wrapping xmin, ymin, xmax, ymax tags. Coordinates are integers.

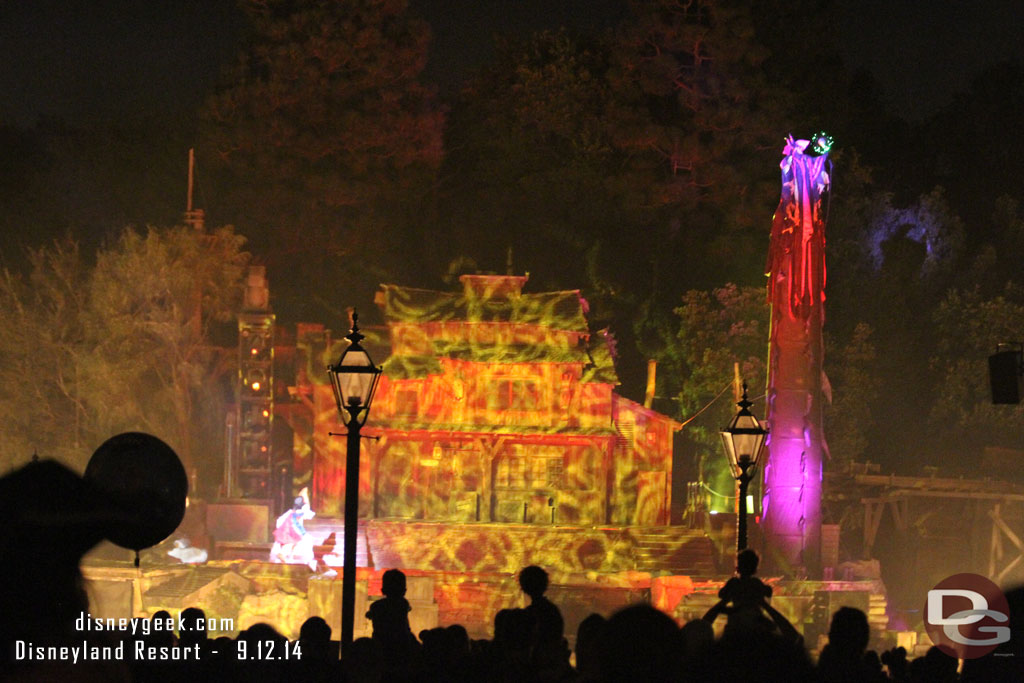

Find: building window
<box><xmin>488</xmin><ymin>379</ymin><xmax>540</xmax><ymax>412</ymax></box>
<box><xmin>545</xmin><ymin>458</ymin><xmax>564</xmax><ymax>488</ymax></box>
<box><xmin>495</xmin><ymin>452</ymin><xmax>564</xmax><ymax>491</ymax></box>
<box><xmin>496</xmin><ymin>455</ymin><xmax>527</xmax><ymax>489</ymax></box>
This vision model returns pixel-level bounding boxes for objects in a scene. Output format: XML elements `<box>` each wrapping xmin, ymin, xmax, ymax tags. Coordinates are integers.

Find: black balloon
<box><xmin>84</xmin><ymin>432</ymin><xmax>188</xmax><ymax>552</ymax></box>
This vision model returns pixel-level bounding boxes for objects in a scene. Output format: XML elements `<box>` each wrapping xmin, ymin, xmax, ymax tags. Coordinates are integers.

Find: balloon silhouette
<box><xmin>84</xmin><ymin>433</ymin><xmax>188</xmax><ymax>559</ymax></box>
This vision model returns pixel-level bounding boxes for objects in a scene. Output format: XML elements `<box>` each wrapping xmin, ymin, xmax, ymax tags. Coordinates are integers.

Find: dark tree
<box><xmin>199</xmin><ymin>0</ymin><xmax>444</xmax><ymax>322</ymax></box>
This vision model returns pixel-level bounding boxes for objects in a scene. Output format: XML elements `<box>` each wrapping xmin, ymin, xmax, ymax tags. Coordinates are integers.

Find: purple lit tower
<box><xmin>763</xmin><ymin>134</ymin><xmax>832</xmax><ymax>575</ymax></box>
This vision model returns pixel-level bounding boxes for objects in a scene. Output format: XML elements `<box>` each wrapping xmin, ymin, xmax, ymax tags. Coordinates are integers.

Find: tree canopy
<box><xmin>0</xmin><ymin>226</ymin><xmax>249</xmax><ymax>484</ymax></box>
<box><xmin>199</xmin><ymin>0</ymin><xmax>444</xmax><ymax>322</ymax></box>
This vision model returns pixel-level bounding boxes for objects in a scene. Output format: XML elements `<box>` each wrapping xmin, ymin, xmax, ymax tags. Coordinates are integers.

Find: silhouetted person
<box><xmin>598</xmin><ymin>604</ymin><xmax>682</xmax><ymax>683</ymax></box>
<box><xmin>718</xmin><ymin>549</ymin><xmax>772</xmax><ymax>616</ymax></box>
<box><xmin>909</xmin><ymin>646</ymin><xmax>958</xmax><ymax>683</ymax></box>
<box><xmin>446</xmin><ymin>623</ymin><xmax>471</xmax><ymax>663</ymax></box>
<box><xmin>366</xmin><ymin>568</ymin><xmax>418</xmax><ymax>675</ymax></box>
<box><xmin>680</xmin><ymin>617</ymin><xmax>714</xmax><ymax>679</ymax></box>
<box><xmin>710</xmin><ymin>618</ymin><xmax>816</xmax><ymax>683</ymax></box>
<box><xmin>367</xmin><ymin>568</ymin><xmax>413</xmax><ymax>641</ymax></box>
<box><xmin>879</xmin><ymin>646</ymin><xmax>909</xmax><ymax>683</ymax></box>
<box><xmin>817</xmin><ymin>606</ymin><xmax>885</xmax><ymax>683</ymax></box>
<box><xmin>298</xmin><ymin>615</ymin><xmax>333</xmax><ymax>660</ymax></box>
<box><xmin>205</xmin><ymin>635</ymin><xmax>236</xmax><ymax>681</ymax></box>
<box><xmin>574</xmin><ymin>613</ymin><xmax>607</xmax><ymax>682</ymax></box>
<box><xmin>518</xmin><ymin>565</ymin><xmax>568</xmax><ymax>677</ymax></box>
<box><xmin>419</xmin><ymin>625</ymin><xmax>473</xmax><ymax>682</ymax></box>
<box><xmin>178</xmin><ymin>607</ymin><xmax>208</xmax><ymax>652</ymax></box>
<box><xmin>133</xmin><ymin>609</ymin><xmax>179</xmax><ymax>682</ymax></box>
<box><xmin>236</xmin><ymin>623</ymin><xmax>289</xmax><ymax>682</ymax></box>
<box><xmin>296</xmin><ymin>615</ymin><xmax>337</xmax><ymax>682</ymax></box>
<box><xmin>960</xmin><ymin>584</ymin><xmax>1024</xmax><ymax>682</ymax></box>
<box><xmin>518</xmin><ymin>565</ymin><xmax>564</xmax><ymax>645</ymax></box>
<box><xmin>0</xmin><ymin>459</ymin><xmax>130</xmax><ymax>681</ymax></box>
<box><xmin>490</xmin><ymin>608</ymin><xmax>535</xmax><ymax>683</ymax></box>
<box><xmin>145</xmin><ymin>610</ymin><xmax>176</xmax><ymax>650</ymax></box>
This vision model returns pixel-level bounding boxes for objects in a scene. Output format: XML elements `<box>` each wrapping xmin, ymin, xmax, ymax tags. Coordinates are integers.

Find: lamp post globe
<box><xmin>328</xmin><ymin>311</ymin><xmax>382</xmax><ymax>426</ymax></box>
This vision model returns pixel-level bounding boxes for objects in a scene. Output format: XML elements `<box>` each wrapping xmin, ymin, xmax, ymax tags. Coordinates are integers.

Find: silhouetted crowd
<box><xmin>4</xmin><ymin>459</ymin><xmax>1024</xmax><ymax>682</ymax></box>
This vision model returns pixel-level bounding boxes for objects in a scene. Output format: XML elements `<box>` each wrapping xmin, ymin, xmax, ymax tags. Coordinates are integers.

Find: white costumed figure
<box><xmin>270</xmin><ymin>487</ymin><xmax>317</xmax><ymax>570</ymax></box>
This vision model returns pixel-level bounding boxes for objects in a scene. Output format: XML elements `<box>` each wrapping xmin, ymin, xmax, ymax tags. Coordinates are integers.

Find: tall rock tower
<box><xmin>763</xmin><ymin>134</ymin><xmax>832</xmax><ymax>575</ymax></box>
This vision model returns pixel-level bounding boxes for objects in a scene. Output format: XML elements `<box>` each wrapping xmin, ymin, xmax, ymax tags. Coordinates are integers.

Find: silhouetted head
<box><xmin>240</xmin><ymin>622</ymin><xmax>286</xmax><ymax>645</ymax></box>
<box><xmin>446</xmin><ymin>624</ymin><xmax>470</xmax><ymax>655</ymax></box>
<box><xmin>910</xmin><ymin>646</ymin><xmax>959</xmax><ymax>682</ymax></box>
<box><xmin>736</xmin><ymin>549</ymin><xmax>760</xmax><ymax>577</ymax></box>
<box><xmin>577</xmin><ymin>612</ymin><xmax>606</xmax><ymax>648</ymax></box>
<box><xmin>293</xmin><ymin>496</ymin><xmax>304</xmax><ymax>510</ymax></box>
<box><xmin>828</xmin><ymin>606</ymin><xmax>870</xmax><ymax>654</ymax></box>
<box><xmin>576</xmin><ymin>613</ymin><xmax>607</xmax><ymax>677</ymax></box>
<box><xmin>419</xmin><ymin>627</ymin><xmax>445</xmax><ymax>651</ymax></box>
<box><xmin>519</xmin><ymin>565</ymin><xmax>549</xmax><ymax>598</ymax></box>
<box><xmin>493</xmin><ymin>608</ymin><xmax>514</xmax><ymax>643</ymax></box>
<box><xmin>300</xmin><ymin>615</ymin><xmax>331</xmax><ymax>644</ymax></box>
<box><xmin>179</xmin><ymin>607</ymin><xmax>207</xmax><ymax>646</ymax></box>
<box><xmin>0</xmin><ymin>459</ymin><xmax>110</xmax><ymax>656</ymax></box>
<box><xmin>599</xmin><ymin>604</ymin><xmax>683</xmax><ymax>683</ymax></box>
<box><xmin>147</xmin><ymin>610</ymin><xmax>175</xmax><ymax>648</ymax></box>
<box><xmin>494</xmin><ymin>608</ymin><xmax>532</xmax><ymax>651</ymax></box>
<box><xmin>299</xmin><ymin>615</ymin><xmax>332</xmax><ymax>661</ymax></box>
<box><xmin>381</xmin><ymin>568</ymin><xmax>407</xmax><ymax>597</ymax></box>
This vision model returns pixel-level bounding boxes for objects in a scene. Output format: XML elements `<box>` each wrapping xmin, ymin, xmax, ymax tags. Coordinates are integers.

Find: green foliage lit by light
<box><xmin>644</xmin><ymin>284</ymin><xmax>769</xmax><ymax>512</ymax></box>
<box><xmin>0</xmin><ymin>226</ymin><xmax>250</xmax><ymax>476</ymax></box>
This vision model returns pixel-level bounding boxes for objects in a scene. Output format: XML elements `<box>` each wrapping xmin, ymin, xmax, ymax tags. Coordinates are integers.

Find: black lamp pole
<box><xmin>327</xmin><ymin>311</ymin><xmax>381</xmax><ymax>659</ymax></box>
<box><xmin>736</xmin><ymin>457</ymin><xmax>753</xmax><ymax>552</ymax></box>
<box><xmin>340</xmin><ymin>404</ymin><xmax>361</xmax><ymax>657</ymax></box>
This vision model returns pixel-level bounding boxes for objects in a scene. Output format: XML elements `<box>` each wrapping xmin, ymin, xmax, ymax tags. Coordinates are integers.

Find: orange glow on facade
<box><xmin>299</xmin><ymin>275</ymin><xmax>680</xmax><ymax>530</ymax></box>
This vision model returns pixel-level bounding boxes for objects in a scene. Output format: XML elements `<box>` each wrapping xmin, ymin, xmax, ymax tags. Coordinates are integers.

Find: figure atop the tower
<box><xmin>766</xmin><ymin>133</ymin><xmax>832</xmax><ymax>320</ymax></box>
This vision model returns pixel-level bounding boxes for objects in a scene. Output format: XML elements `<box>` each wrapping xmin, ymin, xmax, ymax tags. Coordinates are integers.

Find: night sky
<box><xmin>2</xmin><ymin>0</ymin><xmax>1022</xmax><ymax>127</ymax></box>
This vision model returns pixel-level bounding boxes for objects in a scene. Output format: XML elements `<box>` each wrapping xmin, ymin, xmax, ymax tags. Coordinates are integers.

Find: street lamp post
<box><xmin>327</xmin><ymin>311</ymin><xmax>382</xmax><ymax>659</ymax></box>
<box><xmin>720</xmin><ymin>382</ymin><xmax>768</xmax><ymax>554</ymax></box>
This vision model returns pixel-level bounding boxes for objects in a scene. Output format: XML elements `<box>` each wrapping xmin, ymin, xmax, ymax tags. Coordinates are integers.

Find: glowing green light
<box><xmin>811</xmin><ymin>131</ymin><xmax>833</xmax><ymax>155</ymax></box>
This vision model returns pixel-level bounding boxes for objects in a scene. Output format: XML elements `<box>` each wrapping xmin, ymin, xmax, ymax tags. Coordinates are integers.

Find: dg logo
<box><xmin>925</xmin><ymin>573</ymin><xmax>1010</xmax><ymax>659</ymax></box>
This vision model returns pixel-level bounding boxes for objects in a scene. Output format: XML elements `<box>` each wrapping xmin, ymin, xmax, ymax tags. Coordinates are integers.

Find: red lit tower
<box><xmin>763</xmin><ymin>134</ymin><xmax>832</xmax><ymax>575</ymax></box>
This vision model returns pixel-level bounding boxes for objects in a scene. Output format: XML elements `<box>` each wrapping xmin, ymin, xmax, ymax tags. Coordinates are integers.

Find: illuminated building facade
<box><xmin>301</xmin><ymin>274</ymin><xmax>678</xmax><ymax>528</ymax></box>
